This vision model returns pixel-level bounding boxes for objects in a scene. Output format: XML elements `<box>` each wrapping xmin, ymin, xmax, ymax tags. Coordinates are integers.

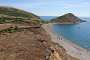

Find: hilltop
<box><xmin>51</xmin><ymin>13</ymin><xmax>85</xmax><ymax>24</ymax></box>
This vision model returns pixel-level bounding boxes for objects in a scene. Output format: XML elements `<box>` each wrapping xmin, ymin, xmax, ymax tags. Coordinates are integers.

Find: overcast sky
<box><xmin>0</xmin><ymin>0</ymin><xmax>90</xmax><ymax>17</ymax></box>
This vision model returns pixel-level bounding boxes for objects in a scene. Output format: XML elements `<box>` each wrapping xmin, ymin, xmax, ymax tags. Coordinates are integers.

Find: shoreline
<box><xmin>50</xmin><ymin>21</ymin><xmax>82</xmax><ymax>24</ymax></box>
<box><xmin>42</xmin><ymin>23</ymin><xmax>90</xmax><ymax>60</ymax></box>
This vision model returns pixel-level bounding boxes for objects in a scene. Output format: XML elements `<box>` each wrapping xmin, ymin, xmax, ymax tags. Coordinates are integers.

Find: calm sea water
<box><xmin>40</xmin><ymin>16</ymin><xmax>56</xmax><ymax>21</ymax></box>
<box><xmin>40</xmin><ymin>16</ymin><xmax>90</xmax><ymax>50</ymax></box>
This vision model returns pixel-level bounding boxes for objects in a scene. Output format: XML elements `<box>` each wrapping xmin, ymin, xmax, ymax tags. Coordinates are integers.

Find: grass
<box><xmin>0</xmin><ymin>27</ymin><xmax>18</xmax><ymax>33</ymax></box>
<box><xmin>0</xmin><ymin>17</ymin><xmax>26</xmax><ymax>24</ymax></box>
<box><xmin>0</xmin><ymin>6</ymin><xmax>40</xmax><ymax>19</ymax></box>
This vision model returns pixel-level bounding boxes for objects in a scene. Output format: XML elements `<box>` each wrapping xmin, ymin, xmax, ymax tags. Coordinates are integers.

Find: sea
<box><xmin>40</xmin><ymin>16</ymin><xmax>90</xmax><ymax>51</ymax></box>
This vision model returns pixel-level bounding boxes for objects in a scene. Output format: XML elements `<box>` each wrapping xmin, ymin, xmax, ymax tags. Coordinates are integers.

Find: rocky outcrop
<box><xmin>45</xmin><ymin>43</ymin><xmax>79</xmax><ymax>60</ymax></box>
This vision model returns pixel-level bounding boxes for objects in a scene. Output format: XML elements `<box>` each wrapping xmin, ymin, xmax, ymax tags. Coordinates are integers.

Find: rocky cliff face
<box><xmin>51</xmin><ymin>13</ymin><xmax>85</xmax><ymax>24</ymax></box>
<box><xmin>48</xmin><ymin>43</ymin><xmax>79</xmax><ymax>60</ymax></box>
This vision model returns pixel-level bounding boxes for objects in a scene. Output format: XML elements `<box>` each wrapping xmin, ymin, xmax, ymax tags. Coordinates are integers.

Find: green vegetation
<box><xmin>0</xmin><ymin>27</ymin><xmax>18</xmax><ymax>33</ymax></box>
<box><xmin>0</xmin><ymin>17</ymin><xmax>25</xmax><ymax>24</ymax></box>
<box><xmin>0</xmin><ymin>16</ymin><xmax>44</xmax><ymax>25</ymax></box>
<box><xmin>40</xmin><ymin>20</ymin><xmax>49</xmax><ymax>24</ymax></box>
<box><xmin>0</xmin><ymin>6</ymin><xmax>49</xmax><ymax>25</ymax></box>
<box><xmin>30</xmin><ymin>19</ymin><xmax>49</xmax><ymax>24</ymax></box>
<box><xmin>0</xmin><ymin>6</ymin><xmax>43</xmax><ymax>25</ymax></box>
<box><xmin>31</xmin><ymin>20</ymin><xmax>41</xmax><ymax>25</ymax></box>
<box><xmin>0</xmin><ymin>6</ymin><xmax>40</xmax><ymax>19</ymax></box>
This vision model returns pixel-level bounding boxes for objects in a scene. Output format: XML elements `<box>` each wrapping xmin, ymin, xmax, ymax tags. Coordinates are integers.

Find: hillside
<box><xmin>0</xmin><ymin>25</ymin><xmax>79</xmax><ymax>60</ymax></box>
<box><xmin>0</xmin><ymin>6</ymin><xmax>41</xmax><ymax>24</ymax></box>
<box><xmin>51</xmin><ymin>13</ymin><xmax>85</xmax><ymax>24</ymax></box>
<box><xmin>0</xmin><ymin>6</ymin><xmax>40</xmax><ymax>19</ymax></box>
<box><xmin>0</xmin><ymin>7</ymin><xmax>79</xmax><ymax>60</ymax></box>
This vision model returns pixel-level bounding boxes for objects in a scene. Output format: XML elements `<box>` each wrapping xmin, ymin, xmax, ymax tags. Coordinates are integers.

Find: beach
<box><xmin>42</xmin><ymin>23</ymin><xmax>90</xmax><ymax>60</ymax></box>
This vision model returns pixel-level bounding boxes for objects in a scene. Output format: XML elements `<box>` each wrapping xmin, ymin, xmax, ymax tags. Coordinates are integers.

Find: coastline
<box><xmin>42</xmin><ymin>23</ymin><xmax>90</xmax><ymax>60</ymax></box>
<box><xmin>51</xmin><ymin>22</ymin><xmax>80</xmax><ymax>24</ymax></box>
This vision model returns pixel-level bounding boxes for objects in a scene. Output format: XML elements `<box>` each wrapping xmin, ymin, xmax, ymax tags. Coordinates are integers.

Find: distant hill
<box><xmin>51</xmin><ymin>13</ymin><xmax>85</xmax><ymax>24</ymax></box>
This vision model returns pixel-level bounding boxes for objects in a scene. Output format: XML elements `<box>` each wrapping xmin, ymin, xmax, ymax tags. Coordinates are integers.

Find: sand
<box><xmin>42</xmin><ymin>23</ymin><xmax>90</xmax><ymax>60</ymax></box>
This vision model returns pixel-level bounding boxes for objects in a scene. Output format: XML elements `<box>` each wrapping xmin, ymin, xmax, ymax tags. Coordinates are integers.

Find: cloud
<box><xmin>63</xmin><ymin>2</ymin><xmax>90</xmax><ymax>8</ymax></box>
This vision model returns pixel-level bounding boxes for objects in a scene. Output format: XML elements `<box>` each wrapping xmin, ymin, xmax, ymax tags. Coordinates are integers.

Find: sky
<box><xmin>0</xmin><ymin>0</ymin><xmax>90</xmax><ymax>17</ymax></box>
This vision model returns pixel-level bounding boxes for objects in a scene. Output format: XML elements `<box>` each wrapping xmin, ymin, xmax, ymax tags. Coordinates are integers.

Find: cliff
<box><xmin>51</xmin><ymin>13</ymin><xmax>85</xmax><ymax>24</ymax></box>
